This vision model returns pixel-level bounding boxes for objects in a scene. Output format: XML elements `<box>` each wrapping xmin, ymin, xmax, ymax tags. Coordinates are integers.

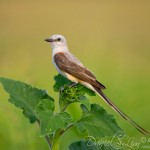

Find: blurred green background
<box><xmin>0</xmin><ymin>0</ymin><xmax>150</xmax><ymax>149</ymax></box>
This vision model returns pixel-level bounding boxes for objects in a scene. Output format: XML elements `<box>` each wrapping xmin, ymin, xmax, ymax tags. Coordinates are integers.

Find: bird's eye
<box><xmin>57</xmin><ymin>38</ymin><xmax>61</xmax><ymax>41</ymax></box>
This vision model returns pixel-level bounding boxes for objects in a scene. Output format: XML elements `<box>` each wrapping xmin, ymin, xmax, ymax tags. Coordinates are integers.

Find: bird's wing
<box><xmin>54</xmin><ymin>52</ymin><xmax>105</xmax><ymax>89</ymax></box>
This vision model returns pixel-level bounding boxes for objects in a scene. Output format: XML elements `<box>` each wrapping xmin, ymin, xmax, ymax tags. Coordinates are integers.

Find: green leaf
<box><xmin>75</xmin><ymin>104</ymin><xmax>123</xmax><ymax>138</ymax></box>
<box><xmin>81</xmin><ymin>86</ymin><xmax>96</xmax><ymax>96</ymax></box>
<box><xmin>78</xmin><ymin>96</ymin><xmax>91</xmax><ymax>111</ymax></box>
<box><xmin>53</xmin><ymin>74</ymin><xmax>72</xmax><ymax>92</ymax></box>
<box><xmin>0</xmin><ymin>77</ymin><xmax>54</xmax><ymax>123</ymax></box>
<box><xmin>35</xmin><ymin>99</ymin><xmax>73</xmax><ymax>136</ymax></box>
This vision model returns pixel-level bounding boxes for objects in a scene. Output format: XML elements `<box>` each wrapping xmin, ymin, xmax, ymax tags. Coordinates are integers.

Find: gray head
<box><xmin>45</xmin><ymin>34</ymin><xmax>68</xmax><ymax>49</ymax></box>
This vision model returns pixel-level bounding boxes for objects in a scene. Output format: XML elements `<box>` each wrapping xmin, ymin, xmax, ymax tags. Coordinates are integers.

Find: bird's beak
<box><xmin>45</xmin><ymin>38</ymin><xmax>53</xmax><ymax>42</ymax></box>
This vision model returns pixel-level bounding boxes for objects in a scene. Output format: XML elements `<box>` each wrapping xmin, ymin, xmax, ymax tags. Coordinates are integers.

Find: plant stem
<box><xmin>61</xmin><ymin>124</ymin><xmax>74</xmax><ymax>135</ymax></box>
<box><xmin>60</xmin><ymin>103</ymin><xmax>70</xmax><ymax>112</ymax></box>
<box><xmin>52</xmin><ymin>130</ymin><xmax>62</xmax><ymax>150</ymax></box>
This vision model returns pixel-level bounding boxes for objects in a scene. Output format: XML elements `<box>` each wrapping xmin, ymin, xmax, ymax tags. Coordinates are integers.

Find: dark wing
<box><xmin>54</xmin><ymin>52</ymin><xmax>106</xmax><ymax>89</ymax></box>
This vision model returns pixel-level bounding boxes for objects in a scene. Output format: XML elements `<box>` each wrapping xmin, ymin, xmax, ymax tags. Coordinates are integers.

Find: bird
<box><xmin>45</xmin><ymin>34</ymin><xmax>149</xmax><ymax>135</ymax></box>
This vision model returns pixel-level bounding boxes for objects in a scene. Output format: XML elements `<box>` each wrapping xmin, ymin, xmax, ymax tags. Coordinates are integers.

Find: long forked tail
<box><xmin>93</xmin><ymin>86</ymin><xmax>149</xmax><ymax>135</ymax></box>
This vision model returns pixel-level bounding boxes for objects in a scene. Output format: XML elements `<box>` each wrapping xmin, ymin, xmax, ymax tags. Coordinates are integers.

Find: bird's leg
<box><xmin>68</xmin><ymin>82</ymin><xmax>78</xmax><ymax>88</ymax></box>
<box><xmin>59</xmin><ymin>86</ymin><xmax>65</xmax><ymax>92</ymax></box>
<box><xmin>59</xmin><ymin>82</ymin><xmax>77</xmax><ymax>95</ymax></box>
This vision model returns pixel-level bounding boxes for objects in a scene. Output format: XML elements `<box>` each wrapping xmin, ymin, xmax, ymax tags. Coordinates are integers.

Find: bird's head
<box><xmin>45</xmin><ymin>34</ymin><xmax>68</xmax><ymax>49</ymax></box>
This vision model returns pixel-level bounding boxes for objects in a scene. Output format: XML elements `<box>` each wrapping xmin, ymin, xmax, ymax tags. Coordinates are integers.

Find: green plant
<box><xmin>0</xmin><ymin>74</ymin><xmax>123</xmax><ymax>150</ymax></box>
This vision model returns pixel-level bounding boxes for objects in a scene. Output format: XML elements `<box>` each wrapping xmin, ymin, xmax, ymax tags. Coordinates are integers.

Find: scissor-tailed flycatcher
<box><xmin>45</xmin><ymin>34</ymin><xmax>149</xmax><ymax>135</ymax></box>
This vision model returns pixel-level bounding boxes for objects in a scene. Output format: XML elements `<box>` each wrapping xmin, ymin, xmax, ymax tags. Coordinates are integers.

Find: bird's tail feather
<box><xmin>93</xmin><ymin>86</ymin><xmax>149</xmax><ymax>135</ymax></box>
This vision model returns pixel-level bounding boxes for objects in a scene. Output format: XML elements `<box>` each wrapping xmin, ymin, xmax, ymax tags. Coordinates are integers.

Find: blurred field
<box><xmin>0</xmin><ymin>0</ymin><xmax>150</xmax><ymax>149</ymax></box>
